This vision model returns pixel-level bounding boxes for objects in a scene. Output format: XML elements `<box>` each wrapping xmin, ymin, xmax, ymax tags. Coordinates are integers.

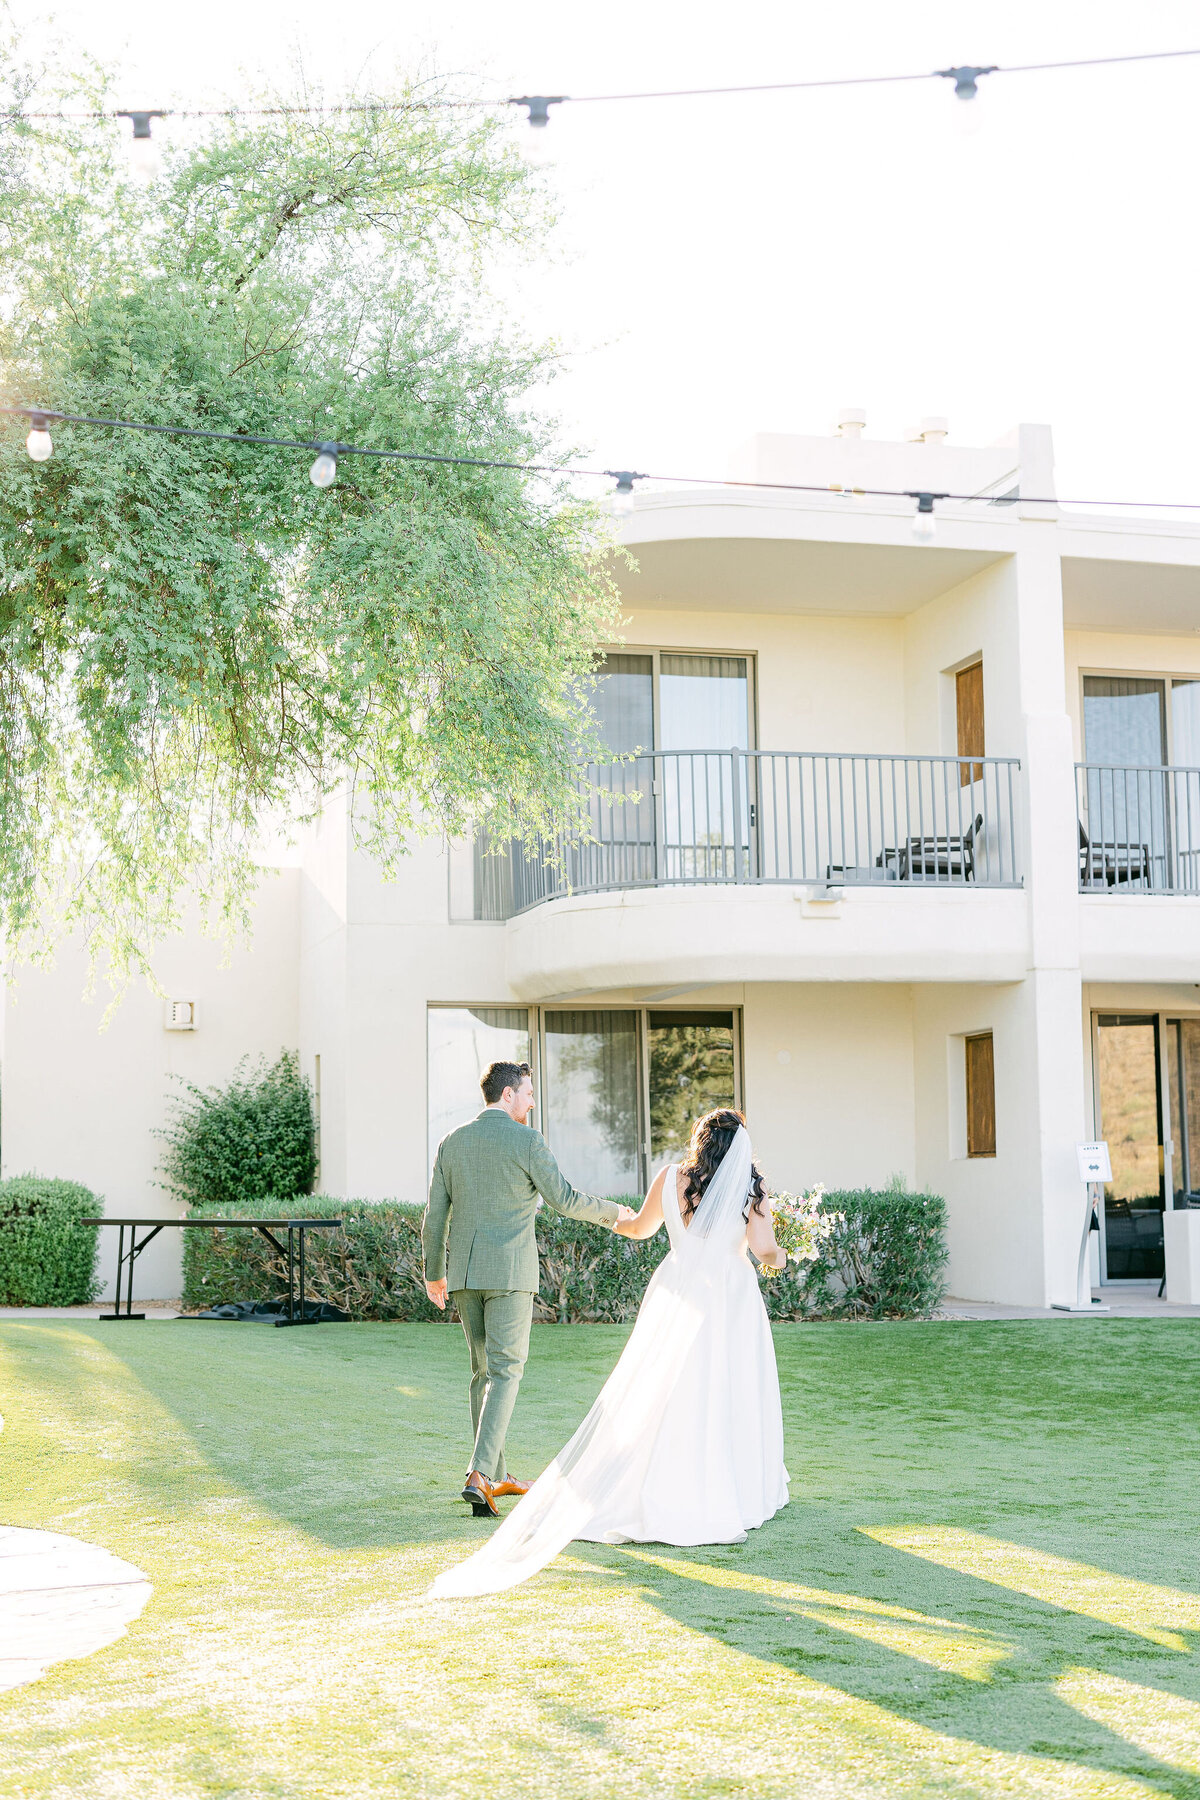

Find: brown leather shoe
<box><xmin>462</xmin><ymin>1471</ymin><xmax>498</xmax><ymax>1517</ymax></box>
<box><xmin>491</xmin><ymin>1477</ymin><xmax>531</xmax><ymax>1498</ymax></box>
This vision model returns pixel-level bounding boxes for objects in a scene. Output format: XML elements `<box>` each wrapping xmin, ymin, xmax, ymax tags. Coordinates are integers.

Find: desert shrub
<box><xmin>181</xmin><ymin>1196</ymin><xmax>442</xmax><ymax>1320</ymax></box>
<box><xmin>767</xmin><ymin>1186</ymin><xmax>949</xmax><ymax>1320</ymax></box>
<box><xmin>180</xmin><ymin>1196</ymin><xmax>665</xmax><ymax>1321</ymax></box>
<box><xmin>159</xmin><ymin>1051</ymin><xmax>316</xmax><ymax>1209</ymax></box>
<box><xmin>179</xmin><ymin>1187</ymin><xmax>946</xmax><ymax>1322</ymax></box>
<box><xmin>0</xmin><ymin>1176</ymin><xmax>101</xmax><ymax>1304</ymax></box>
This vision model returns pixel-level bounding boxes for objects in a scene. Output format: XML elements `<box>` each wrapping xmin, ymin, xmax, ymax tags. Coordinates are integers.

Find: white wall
<box><xmin>743</xmin><ymin>983</ymin><xmax>915</xmax><ymax>1196</ymax></box>
<box><xmin>623</xmin><ymin>607</ymin><xmax>907</xmax><ymax>752</ymax></box>
<box><xmin>2</xmin><ymin>870</ymin><xmax>300</xmax><ymax>1299</ymax></box>
<box><xmin>903</xmin><ymin>556</ymin><xmax>1021</xmax><ymax>757</ymax></box>
<box><xmin>912</xmin><ymin>981</ymin><xmax>1044</xmax><ymax>1304</ymax></box>
<box><xmin>298</xmin><ymin>813</ymin><xmax>514</xmax><ymax>1203</ymax></box>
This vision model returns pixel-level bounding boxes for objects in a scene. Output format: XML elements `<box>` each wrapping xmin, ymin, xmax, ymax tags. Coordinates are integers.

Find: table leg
<box><xmin>114</xmin><ymin>1224</ymin><xmax>124</xmax><ymax>1319</ymax></box>
<box><xmin>98</xmin><ymin>1223</ymin><xmax>147</xmax><ymax>1321</ymax></box>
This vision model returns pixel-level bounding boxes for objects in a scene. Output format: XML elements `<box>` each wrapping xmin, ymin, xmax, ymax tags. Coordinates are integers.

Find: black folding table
<box><xmin>84</xmin><ymin>1217</ymin><xmax>343</xmax><ymax>1325</ymax></box>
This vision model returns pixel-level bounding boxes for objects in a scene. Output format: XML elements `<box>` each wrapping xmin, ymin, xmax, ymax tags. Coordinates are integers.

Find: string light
<box><xmin>607</xmin><ymin>471</ymin><xmax>643</xmax><ymax>516</ymax></box>
<box><xmin>9</xmin><ymin>46</ymin><xmax>1199</xmax><ymax>135</ymax></box>
<box><xmin>509</xmin><ymin>96</ymin><xmax>565</xmax><ymax>128</ymax></box>
<box><xmin>24</xmin><ymin>411</ymin><xmax>52</xmax><ymax>462</ymax></box>
<box><xmin>115</xmin><ymin>110</ymin><xmax>167</xmax><ymax>181</ymax></box>
<box><xmin>908</xmin><ymin>491</ymin><xmax>947</xmax><ymax>542</ymax></box>
<box><xmin>309</xmin><ymin>442</ymin><xmax>340</xmax><ymax>488</ymax></box>
<box><xmin>7</xmin><ymin>404</ymin><xmax>1200</xmax><ymax>515</ymax></box>
<box><xmin>936</xmin><ymin>65</ymin><xmax>997</xmax><ymax>101</ymax></box>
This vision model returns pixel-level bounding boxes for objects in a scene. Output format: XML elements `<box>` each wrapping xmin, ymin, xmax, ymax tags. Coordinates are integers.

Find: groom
<box><xmin>423</xmin><ymin>1060</ymin><xmax>635</xmax><ymax>1517</ymax></box>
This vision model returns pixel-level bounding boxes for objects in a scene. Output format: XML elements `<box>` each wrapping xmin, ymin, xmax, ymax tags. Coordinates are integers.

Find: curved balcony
<box><xmin>479</xmin><ymin>751</ymin><xmax>1025</xmax><ymax>993</ymax></box>
<box><xmin>478</xmin><ymin>750</ymin><xmax>1022</xmax><ymax>917</ymax></box>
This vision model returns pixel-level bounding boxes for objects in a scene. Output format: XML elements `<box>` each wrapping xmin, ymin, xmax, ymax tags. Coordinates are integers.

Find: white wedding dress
<box><xmin>430</xmin><ymin>1126</ymin><xmax>788</xmax><ymax>1598</ymax></box>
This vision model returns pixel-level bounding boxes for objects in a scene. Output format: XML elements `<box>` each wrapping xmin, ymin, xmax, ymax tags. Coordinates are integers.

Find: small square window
<box><xmin>965</xmin><ymin>1032</ymin><xmax>996</xmax><ymax>1157</ymax></box>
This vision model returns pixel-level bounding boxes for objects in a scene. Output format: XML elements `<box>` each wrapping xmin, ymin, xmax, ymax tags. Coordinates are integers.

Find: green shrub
<box><xmin>180</xmin><ymin>1186</ymin><xmax>946</xmax><ymax>1322</ymax></box>
<box><xmin>0</xmin><ymin>1176</ymin><xmax>101</xmax><ymax>1304</ymax></box>
<box><xmin>158</xmin><ymin>1051</ymin><xmax>316</xmax><ymax>1209</ymax></box>
<box><xmin>769</xmin><ymin>1186</ymin><xmax>949</xmax><ymax>1320</ymax></box>
<box><xmin>181</xmin><ymin>1196</ymin><xmax>446</xmax><ymax>1320</ymax></box>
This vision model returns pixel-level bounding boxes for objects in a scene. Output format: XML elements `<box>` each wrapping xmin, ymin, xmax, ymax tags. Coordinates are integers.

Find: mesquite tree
<box><xmin>0</xmin><ymin>37</ymin><xmax>619</xmax><ymax>979</ymax></box>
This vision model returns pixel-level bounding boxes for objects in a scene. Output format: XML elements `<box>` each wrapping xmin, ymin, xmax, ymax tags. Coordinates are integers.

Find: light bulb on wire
<box><xmin>309</xmin><ymin>442</ymin><xmax>340</xmax><ymax>488</ymax></box>
<box><xmin>25</xmin><ymin>411</ymin><xmax>52</xmax><ymax>462</ymax></box>
<box><xmin>936</xmin><ymin>64</ymin><xmax>995</xmax><ymax>135</ymax></box>
<box><xmin>606</xmin><ymin>470</ymin><xmax>643</xmax><ymax>518</ymax></box>
<box><xmin>509</xmin><ymin>95</ymin><xmax>566</xmax><ymax>129</ymax></box>
<box><xmin>909</xmin><ymin>491</ymin><xmax>943</xmax><ymax>543</ymax></box>
<box><xmin>117</xmin><ymin>111</ymin><xmax>167</xmax><ymax>184</ymax></box>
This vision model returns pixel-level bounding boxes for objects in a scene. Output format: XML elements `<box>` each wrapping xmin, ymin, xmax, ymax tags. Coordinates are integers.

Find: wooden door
<box><xmin>956</xmin><ymin>661</ymin><xmax>985</xmax><ymax>786</ymax></box>
<box><xmin>965</xmin><ymin>1032</ymin><xmax>996</xmax><ymax>1157</ymax></box>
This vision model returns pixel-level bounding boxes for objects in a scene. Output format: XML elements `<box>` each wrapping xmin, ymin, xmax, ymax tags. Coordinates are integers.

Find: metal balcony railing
<box><xmin>475</xmin><ymin>751</ymin><xmax>1022</xmax><ymax>920</ymax></box>
<box><xmin>1076</xmin><ymin>763</ymin><xmax>1200</xmax><ymax>893</ymax></box>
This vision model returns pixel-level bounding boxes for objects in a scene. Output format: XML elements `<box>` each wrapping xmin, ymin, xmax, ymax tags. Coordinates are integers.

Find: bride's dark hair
<box><xmin>677</xmin><ymin>1108</ymin><xmax>768</xmax><ymax>1221</ymax></box>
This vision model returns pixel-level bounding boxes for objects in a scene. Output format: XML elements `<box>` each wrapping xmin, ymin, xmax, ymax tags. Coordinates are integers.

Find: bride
<box><xmin>430</xmin><ymin>1108</ymin><xmax>789</xmax><ymax>1598</ymax></box>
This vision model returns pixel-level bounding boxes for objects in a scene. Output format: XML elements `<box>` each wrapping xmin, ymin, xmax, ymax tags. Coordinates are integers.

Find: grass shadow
<box><xmin>561</xmin><ymin>1524</ymin><xmax>1200</xmax><ymax>1797</ymax></box>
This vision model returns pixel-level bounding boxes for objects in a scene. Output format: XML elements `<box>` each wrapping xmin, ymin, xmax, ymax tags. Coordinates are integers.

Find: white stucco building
<box><xmin>7</xmin><ymin>418</ymin><xmax>1200</xmax><ymax>1306</ymax></box>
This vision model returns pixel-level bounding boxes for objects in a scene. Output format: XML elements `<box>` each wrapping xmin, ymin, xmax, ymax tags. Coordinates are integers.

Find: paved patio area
<box><xmin>941</xmin><ymin>1286</ymin><xmax>1200</xmax><ymax>1320</ymax></box>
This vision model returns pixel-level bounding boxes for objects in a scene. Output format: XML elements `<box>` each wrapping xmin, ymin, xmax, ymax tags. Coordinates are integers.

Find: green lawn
<box><xmin>4</xmin><ymin>1318</ymin><xmax>1200</xmax><ymax>1799</ymax></box>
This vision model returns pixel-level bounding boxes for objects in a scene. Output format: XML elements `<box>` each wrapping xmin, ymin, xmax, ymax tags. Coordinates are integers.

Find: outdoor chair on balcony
<box><xmin>1078</xmin><ymin>820</ymin><xmax>1152</xmax><ymax>890</ymax></box>
<box><xmin>876</xmin><ymin>813</ymin><xmax>984</xmax><ymax>883</ymax></box>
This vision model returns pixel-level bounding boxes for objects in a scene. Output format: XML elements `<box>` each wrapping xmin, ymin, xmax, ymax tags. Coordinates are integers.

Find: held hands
<box><xmin>613</xmin><ymin>1204</ymin><xmax>638</xmax><ymax>1238</ymax></box>
<box><xmin>425</xmin><ymin>1278</ymin><xmax>448</xmax><ymax>1310</ymax></box>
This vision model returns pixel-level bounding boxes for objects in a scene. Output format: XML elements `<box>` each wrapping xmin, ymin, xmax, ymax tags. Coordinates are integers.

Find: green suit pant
<box><xmin>453</xmin><ymin>1288</ymin><xmax>534</xmax><ymax>1482</ymax></box>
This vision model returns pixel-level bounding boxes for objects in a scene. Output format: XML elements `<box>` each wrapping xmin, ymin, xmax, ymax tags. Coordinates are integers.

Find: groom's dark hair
<box><xmin>480</xmin><ymin>1060</ymin><xmax>531</xmax><ymax>1104</ymax></box>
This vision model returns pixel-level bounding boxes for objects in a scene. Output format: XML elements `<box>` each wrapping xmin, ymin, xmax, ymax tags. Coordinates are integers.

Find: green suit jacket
<box><xmin>423</xmin><ymin>1107</ymin><xmax>621</xmax><ymax>1292</ymax></box>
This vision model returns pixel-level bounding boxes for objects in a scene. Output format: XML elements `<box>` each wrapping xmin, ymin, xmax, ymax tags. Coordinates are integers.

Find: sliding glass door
<box><xmin>1094</xmin><ymin>1014</ymin><xmax>1165</xmax><ymax>1280</ymax></box>
<box><xmin>658</xmin><ymin>654</ymin><xmax>753</xmax><ymax>881</ymax></box>
<box><xmin>578</xmin><ymin>653</ymin><xmax>656</xmax><ymax>889</ymax></box>
<box><xmin>585</xmin><ymin>648</ymin><xmax>754</xmax><ymax>889</ymax></box>
<box><xmin>543</xmin><ymin>1010</ymin><xmax>642</xmax><ymax>1196</ymax></box>
<box><xmin>540</xmin><ymin>1006</ymin><xmax>740</xmax><ymax>1195</ymax></box>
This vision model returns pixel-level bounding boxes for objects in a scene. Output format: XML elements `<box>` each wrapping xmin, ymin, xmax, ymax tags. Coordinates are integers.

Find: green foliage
<box><xmin>0</xmin><ymin>31</ymin><xmax>620</xmax><ymax>976</ymax></box>
<box><xmin>159</xmin><ymin>1051</ymin><xmax>316</xmax><ymax>1209</ymax></box>
<box><xmin>180</xmin><ymin>1196</ymin><xmax>442</xmax><ymax>1319</ymax></box>
<box><xmin>765</xmin><ymin>1188</ymin><xmax>949</xmax><ymax>1321</ymax></box>
<box><xmin>0</xmin><ymin>1175</ymin><xmax>100</xmax><ymax>1303</ymax></box>
<box><xmin>179</xmin><ymin>1188</ymin><xmax>946</xmax><ymax>1322</ymax></box>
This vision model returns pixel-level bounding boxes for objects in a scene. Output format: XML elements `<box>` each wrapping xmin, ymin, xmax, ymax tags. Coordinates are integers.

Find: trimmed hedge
<box><xmin>764</xmin><ymin>1187</ymin><xmax>949</xmax><ymax>1320</ymax></box>
<box><xmin>181</xmin><ymin>1185</ymin><xmax>946</xmax><ymax>1322</ymax></box>
<box><xmin>0</xmin><ymin>1176</ymin><xmax>101</xmax><ymax>1305</ymax></box>
<box><xmin>157</xmin><ymin>1051</ymin><xmax>316</xmax><ymax>1210</ymax></box>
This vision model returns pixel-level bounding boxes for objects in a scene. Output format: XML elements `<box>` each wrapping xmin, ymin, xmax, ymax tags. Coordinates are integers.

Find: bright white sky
<box><xmin>19</xmin><ymin>0</ymin><xmax>1200</xmax><ymax>511</ymax></box>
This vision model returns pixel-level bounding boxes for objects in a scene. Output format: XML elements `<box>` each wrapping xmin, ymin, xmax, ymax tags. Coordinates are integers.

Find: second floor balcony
<box><xmin>477</xmin><ymin>751</ymin><xmax>1023</xmax><ymax>921</ymax></box>
<box><xmin>1077</xmin><ymin>763</ymin><xmax>1200</xmax><ymax>894</ymax></box>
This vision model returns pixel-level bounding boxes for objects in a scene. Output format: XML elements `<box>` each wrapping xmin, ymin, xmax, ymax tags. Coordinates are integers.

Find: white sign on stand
<box><xmin>1053</xmin><ymin>1142</ymin><xmax>1111</xmax><ymax>1312</ymax></box>
<box><xmin>1075</xmin><ymin>1142</ymin><xmax>1113</xmax><ymax>1184</ymax></box>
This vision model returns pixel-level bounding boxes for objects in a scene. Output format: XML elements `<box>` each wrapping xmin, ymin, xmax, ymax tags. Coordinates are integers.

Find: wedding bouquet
<box><xmin>760</xmin><ymin>1185</ymin><xmax>839</xmax><ymax>1276</ymax></box>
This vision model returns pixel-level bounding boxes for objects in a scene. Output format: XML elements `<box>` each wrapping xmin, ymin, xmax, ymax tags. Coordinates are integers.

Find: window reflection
<box><xmin>543</xmin><ymin>1010</ymin><xmax>641</xmax><ymax>1195</ymax></box>
<box><xmin>648</xmin><ymin>1012</ymin><xmax>736</xmax><ymax>1172</ymax></box>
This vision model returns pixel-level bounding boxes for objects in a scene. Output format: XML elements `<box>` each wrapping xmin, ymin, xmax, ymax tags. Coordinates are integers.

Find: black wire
<box><xmin>564</xmin><ymin>47</ymin><xmax>1200</xmax><ymax>104</ymax></box>
<box><xmin>6</xmin><ymin>404</ymin><xmax>1200</xmax><ymax>511</ymax></box>
<box><xmin>8</xmin><ymin>46</ymin><xmax>1200</xmax><ymax>123</ymax></box>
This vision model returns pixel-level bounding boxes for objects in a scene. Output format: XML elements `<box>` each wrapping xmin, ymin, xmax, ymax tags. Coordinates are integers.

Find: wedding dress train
<box><xmin>430</xmin><ymin>1126</ymin><xmax>788</xmax><ymax>1598</ymax></box>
